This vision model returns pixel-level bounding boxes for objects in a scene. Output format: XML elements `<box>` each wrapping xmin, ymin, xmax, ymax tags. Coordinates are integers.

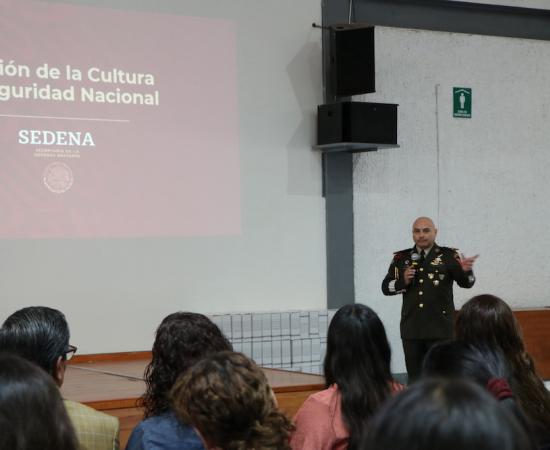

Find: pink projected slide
<box><xmin>0</xmin><ymin>0</ymin><xmax>240</xmax><ymax>238</ymax></box>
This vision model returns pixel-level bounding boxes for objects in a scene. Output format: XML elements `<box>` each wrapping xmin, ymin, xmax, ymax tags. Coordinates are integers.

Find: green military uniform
<box><xmin>382</xmin><ymin>244</ymin><xmax>475</xmax><ymax>380</ymax></box>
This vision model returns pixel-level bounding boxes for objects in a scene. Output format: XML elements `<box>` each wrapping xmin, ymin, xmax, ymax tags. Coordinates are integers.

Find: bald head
<box><xmin>413</xmin><ymin>217</ymin><xmax>435</xmax><ymax>229</ymax></box>
<box><xmin>412</xmin><ymin>217</ymin><xmax>437</xmax><ymax>250</ymax></box>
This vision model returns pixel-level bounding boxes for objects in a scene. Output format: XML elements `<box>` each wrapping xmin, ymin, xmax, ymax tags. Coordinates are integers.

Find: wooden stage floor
<box><xmin>61</xmin><ymin>354</ymin><xmax>325</xmax><ymax>448</ymax></box>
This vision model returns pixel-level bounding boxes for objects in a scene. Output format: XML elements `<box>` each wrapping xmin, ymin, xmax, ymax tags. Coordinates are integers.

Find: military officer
<box><xmin>381</xmin><ymin>216</ymin><xmax>478</xmax><ymax>382</ymax></box>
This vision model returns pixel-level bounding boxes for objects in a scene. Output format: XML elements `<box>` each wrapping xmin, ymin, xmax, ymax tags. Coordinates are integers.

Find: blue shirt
<box><xmin>126</xmin><ymin>410</ymin><xmax>204</xmax><ymax>450</ymax></box>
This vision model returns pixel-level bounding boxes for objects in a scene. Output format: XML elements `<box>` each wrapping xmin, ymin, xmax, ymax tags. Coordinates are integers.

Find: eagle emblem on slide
<box><xmin>43</xmin><ymin>162</ymin><xmax>74</xmax><ymax>194</ymax></box>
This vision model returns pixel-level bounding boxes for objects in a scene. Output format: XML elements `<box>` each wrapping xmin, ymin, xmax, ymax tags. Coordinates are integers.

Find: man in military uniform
<box><xmin>381</xmin><ymin>216</ymin><xmax>478</xmax><ymax>382</ymax></box>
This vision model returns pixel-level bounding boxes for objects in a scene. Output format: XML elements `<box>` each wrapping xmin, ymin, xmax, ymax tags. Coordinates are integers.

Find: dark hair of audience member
<box><xmin>172</xmin><ymin>351</ymin><xmax>293</xmax><ymax>450</ymax></box>
<box><xmin>141</xmin><ymin>312</ymin><xmax>232</xmax><ymax>418</ymax></box>
<box><xmin>324</xmin><ymin>304</ymin><xmax>394</xmax><ymax>450</ymax></box>
<box><xmin>0</xmin><ymin>306</ymin><xmax>70</xmax><ymax>379</ymax></box>
<box><xmin>360</xmin><ymin>378</ymin><xmax>535</xmax><ymax>450</ymax></box>
<box><xmin>455</xmin><ymin>294</ymin><xmax>550</xmax><ymax>435</ymax></box>
<box><xmin>0</xmin><ymin>353</ymin><xmax>79</xmax><ymax>450</ymax></box>
<box><xmin>424</xmin><ymin>341</ymin><xmax>510</xmax><ymax>383</ymax></box>
<box><xmin>423</xmin><ymin>341</ymin><xmax>535</xmax><ymax>440</ymax></box>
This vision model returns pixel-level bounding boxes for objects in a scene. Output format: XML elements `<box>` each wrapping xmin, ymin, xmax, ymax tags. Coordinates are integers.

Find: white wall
<box><xmin>0</xmin><ymin>0</ymin><xmax>326</xmax><ymax>353</ymax></box>
<box><xmin>354</xmin><ymin>26</ymin><xmax>550</xmax><ymax>372</ymax></box>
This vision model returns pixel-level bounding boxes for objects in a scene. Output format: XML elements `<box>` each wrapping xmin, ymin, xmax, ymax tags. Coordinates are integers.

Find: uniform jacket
<box><xmin>381</xmin><ymin>244</ymin><xmax>475</xmax><ymax>340</ymax></box>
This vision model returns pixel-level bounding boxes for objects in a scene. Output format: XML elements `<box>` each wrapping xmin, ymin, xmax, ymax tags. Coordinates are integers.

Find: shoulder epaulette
<box><xmin>439</xmin><ymin>246</ymin><xmax>459</xmax><ymax>252</ymax></box>
<box><xmin>439</xmin><ymin>247</ymin><xmax>461</xmax><ymax>259</ymax></box>
<box><xmin>392</xmin><ymin>249</ymin><xmax>409</xmax><ymax>261</ymax></box>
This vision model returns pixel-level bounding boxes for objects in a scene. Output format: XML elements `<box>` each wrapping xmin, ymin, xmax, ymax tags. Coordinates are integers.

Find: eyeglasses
<box><xmin>63</xmin><ymin>345</ymin><xmax>77</xmax><ymax>361</ymax></box>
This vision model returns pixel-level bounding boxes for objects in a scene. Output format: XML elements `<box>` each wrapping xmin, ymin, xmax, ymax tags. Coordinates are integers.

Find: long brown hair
<box><xmin>140</xmin><ymin>312</ymin><xmax>232</xmax><ymax>418</ymax></box>
<box><xmin>455</xmin><ymin>294</ymin><xmax>550</xmax><ymax>433</ymax></box>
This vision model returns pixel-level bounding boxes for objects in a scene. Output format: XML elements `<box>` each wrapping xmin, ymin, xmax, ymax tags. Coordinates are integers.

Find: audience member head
<box><xmin>423</xmin><ymin>341</ymin><xmax>533</xmax><ymax>437</ymax></box>
<box><xmin>172</xmin><ymin>351</ymin><xmax>292</xmax><ymax>450</ymax></box>
<box><xmin>360</xmin><ymin>378</ymin><xmax>535</xmax><ymax>450</ymax></box>
<box><xmin>455</xmin><ymin>294</ymin><xmax>550</xmax><ymax>437</ymax></box>
<box><xmin>0</xmin><ymin>352</ymin><xmax>79</xmax><ymax>450</ymax></box>
<box><xmin>0</xmin><ymin>306</ymin><xmax>73</xmax><ymax>386</ymax></box>
<box><xmin>324</xmin><ymin>303</ymin><xmax>394</xmax><ymax>450</ymax></box>
<box><xmin>142</xmin><ymin>312</ymin><xmax>232</xmax><ymax>417</ymax></box>
<box><xmin>423</xmin><ymin>341</ymin><xmax>511</xmax><ymax>392</ymax></box>
<box><xmin>455</xmin><ymin>294</ymin><xmax>523</xmax><ymax>355</ymax></box>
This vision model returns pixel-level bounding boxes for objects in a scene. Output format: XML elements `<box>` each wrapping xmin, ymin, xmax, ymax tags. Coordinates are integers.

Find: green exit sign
<box><xmin>453</xmin><ymin>87</ymin><xmax>472</xmax><ymax>118</ymax></box>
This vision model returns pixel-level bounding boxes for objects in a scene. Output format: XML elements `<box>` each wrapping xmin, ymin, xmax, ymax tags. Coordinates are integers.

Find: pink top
<box><xmin>290</xmin><ymin>382</ymin><xmax>404</xmax><ymax>450</ymax></box>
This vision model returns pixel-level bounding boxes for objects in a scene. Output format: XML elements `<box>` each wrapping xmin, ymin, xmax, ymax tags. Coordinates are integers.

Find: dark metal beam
<box><xmin>321</xmin><ymin>1</ymin><xmax>356</xmax><ymax>309</ymax></box>
<box><xmin>324</xmin><ymin>152</ymin><xmax>355</xmax><ymax>309</ymax></box>
<box><xmin>344</xmin><ymin>0</ymin><xmax>550</xmax><ymax>41</ymax></box>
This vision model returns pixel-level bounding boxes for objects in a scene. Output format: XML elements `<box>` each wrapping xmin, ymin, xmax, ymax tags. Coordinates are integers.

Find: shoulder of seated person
<box><xmin>64</xmin><ymin>399</ymin><xmax>119</xmax><ymax>425</ymax></box>
<box><xmin>303</xmin><ymin>385</ymin><xmax>339</xmax><ymax>408</ymax></box>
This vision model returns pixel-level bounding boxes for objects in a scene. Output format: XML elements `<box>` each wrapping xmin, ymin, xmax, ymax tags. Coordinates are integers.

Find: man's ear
<box><xmin>54</xmin><ymin>356</ymin><xmax>66</xmax><ymax>387</ymax></box>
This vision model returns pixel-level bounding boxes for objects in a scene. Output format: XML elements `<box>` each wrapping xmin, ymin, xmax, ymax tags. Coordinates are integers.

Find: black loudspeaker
<box><xmin>330</xmin><ymin>25</ymin><xmax>375</xmax><ymax>97</ymax></box>
<box><xmin>317</xmin><ymin>102</ymin><xmax>398</xmax><ymax>151</ymax></box>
